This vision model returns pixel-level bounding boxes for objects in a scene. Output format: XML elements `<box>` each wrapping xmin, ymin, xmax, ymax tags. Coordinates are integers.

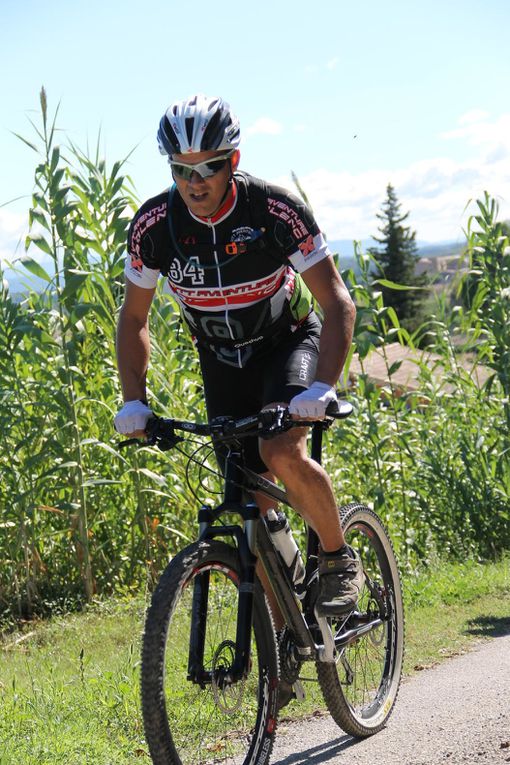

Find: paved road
<box><xmin>271</xmin><ymin>632</ymin><xmax>510</xmax><ymax>765</ymax></box>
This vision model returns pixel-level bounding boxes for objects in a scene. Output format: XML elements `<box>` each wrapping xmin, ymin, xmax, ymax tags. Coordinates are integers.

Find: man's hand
<box><xmin>114</xmin><ymin>400</ymin><xmax>153</xmax><ymax>435</ymax></box>
<box><xmin>288</xmin><ymin>382</ymin><xmax>337</xmax><ymax>419</ymax></box>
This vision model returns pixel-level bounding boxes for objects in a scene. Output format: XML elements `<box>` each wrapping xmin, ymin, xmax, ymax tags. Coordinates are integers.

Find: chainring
<box><xmin>278</xmin><ymin>628</ymin><xmax>303</xmax><ymax>685</ymax></box>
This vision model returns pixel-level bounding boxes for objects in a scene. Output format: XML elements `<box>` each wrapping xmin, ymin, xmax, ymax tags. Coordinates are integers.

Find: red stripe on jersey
<box><xmin>169</xmin><ymin>267</ymin><xmax>286</xmax><ymax>308</ymax></box>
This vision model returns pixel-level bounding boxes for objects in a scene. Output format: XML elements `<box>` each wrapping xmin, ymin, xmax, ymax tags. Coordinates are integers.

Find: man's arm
<box><xmin>301</xmin><ymin>257</ymin><xmax>356</xmax><ymax>386</ymax></box>
<box><xmin>116</xmin><ymin>279</ymin><xmax>156</xmax><ymax>402</ymax></box>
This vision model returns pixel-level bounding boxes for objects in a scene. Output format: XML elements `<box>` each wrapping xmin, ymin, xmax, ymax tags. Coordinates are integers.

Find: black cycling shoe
<box><xmin>315</xmin><ymin>546</ymin><xmax>364</xmax><ymax>617</ymax></box>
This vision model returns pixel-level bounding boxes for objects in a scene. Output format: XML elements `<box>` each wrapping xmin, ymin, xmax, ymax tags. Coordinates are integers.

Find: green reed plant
<box><xmin>0</xmin><ymin>276</ymin><xmax>47</xmax><ymax>614</ymax></box>
<box><xmin>2</xmin><ymin>89</ymin><xmax>136</xmax><ymax>616</ymax></box>
<box><xmin>408</xmin><ymin>195</ymin><xmax>510</xmax><ymax>558</ymax></box>
<box><xmin>326</xmin><ymin>230</ymin><xmax>510</xmax><ymax>567</ymax></box>
<box><xmin>329</xmin><ymin>247</ymin><xmax>419</xmax><ymax>559</ymax></box>
<box><xmin>460</xmin><ymin>193</ymin><xmax>510</xmax><ymax>422</ymax></box>
<box><xmin>1</xmin><ymin>89</ymin><xmax>209</xmax><ymax>620</ymax></box>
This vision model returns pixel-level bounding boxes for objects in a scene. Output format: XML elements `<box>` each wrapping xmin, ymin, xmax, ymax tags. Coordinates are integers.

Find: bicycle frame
<box><xmin>132</xmin><ymin>404</ymin><xmax>385</xmax><ymax>685</ymax></box>
<box><xmin>187</xmin><ymin>421</ymin><xmax>332</xmax><ymax>685</ymax></box>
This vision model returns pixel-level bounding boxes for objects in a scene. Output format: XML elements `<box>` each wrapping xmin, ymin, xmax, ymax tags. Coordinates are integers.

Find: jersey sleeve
<box><xmin>266</xmin><ymin>189</ymin><xmax>332</xmax><ymax>273</ymax></box>
<box><xmin>124</xmin><ymin>197</ymin><xmax>168</xmax><ymax>289</ymax></box>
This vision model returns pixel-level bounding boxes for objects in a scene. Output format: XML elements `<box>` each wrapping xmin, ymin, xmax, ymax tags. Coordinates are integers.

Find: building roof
<box><xmin>348</xmin><ymin>343</ymin><xmax>492</xmax><ymax>393</ymax></box>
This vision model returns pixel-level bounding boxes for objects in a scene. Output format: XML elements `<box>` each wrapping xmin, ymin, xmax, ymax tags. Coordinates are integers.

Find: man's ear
<box><xmin>231</xmin><ymin>150</ymin><xmax>241</xmax><ymax>172</ymax></box>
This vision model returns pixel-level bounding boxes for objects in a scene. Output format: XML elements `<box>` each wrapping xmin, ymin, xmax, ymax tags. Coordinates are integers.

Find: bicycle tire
<box><xmin>141</xmin><ymin>539</ymin><xmax>279</xmax><ymax>765</ymax></box>
<box><xmin>316</xmin><ymin>503</ymin><xmax>405</xmax><ymax>737</ymax></box>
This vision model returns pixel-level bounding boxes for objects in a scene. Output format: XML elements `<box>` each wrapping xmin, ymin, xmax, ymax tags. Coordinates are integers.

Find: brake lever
<box><xmin>118</xmin><ymin>417</ymin><xmax>183</xmax><ymax>452</ymax></box>
<box><xmin>118</xmin><ymin>437</ymin><xmax>144</xmax><ymax>450</ymax></box>
<box><xmin>258</xmin><ymin>407</ymin><xmax>293</xmax><ymax>440</ymax></box>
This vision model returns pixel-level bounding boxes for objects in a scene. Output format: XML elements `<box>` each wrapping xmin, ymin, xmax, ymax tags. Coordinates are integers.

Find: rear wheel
<box><xmin>316</xmin><ymin>504</ymin><xmax>404</xmax><ymax>737</ymax></box>
<box><xmin>141</xmin><ymin>540</ymin><xmax>278</xmax><ymax>765</ymax></box>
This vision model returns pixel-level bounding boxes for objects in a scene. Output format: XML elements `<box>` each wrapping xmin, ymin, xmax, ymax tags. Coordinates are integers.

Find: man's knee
<box><xmin>259</xmin><ymin>434</ymin><xmax>306</xmax><ymax>478</ymax></box>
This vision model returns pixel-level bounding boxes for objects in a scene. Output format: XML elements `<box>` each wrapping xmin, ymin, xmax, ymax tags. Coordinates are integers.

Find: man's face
<box><xmin>171</xmin><ymin>150</ymin><xmax>237</xmax><ymax>218</ymax></box>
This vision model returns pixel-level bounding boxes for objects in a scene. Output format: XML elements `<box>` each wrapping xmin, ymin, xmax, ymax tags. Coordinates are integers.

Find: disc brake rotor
<box><xmin>211</xmin><ymin>640</ymin><xmax>246</xmax><ymax>714</ymax></box>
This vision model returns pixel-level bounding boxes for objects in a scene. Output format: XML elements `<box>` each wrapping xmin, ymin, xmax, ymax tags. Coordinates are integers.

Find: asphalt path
<box><xmin>271</xmin><ymin>628</ymin><xmax>510</xmax><ymax>765</ymax></box>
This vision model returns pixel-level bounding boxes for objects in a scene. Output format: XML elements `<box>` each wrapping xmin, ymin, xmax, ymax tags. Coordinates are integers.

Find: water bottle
<box><xmin>265</xmin><ymin>509</ymin><xmax>305</xmax><ymax>587</ymax></box>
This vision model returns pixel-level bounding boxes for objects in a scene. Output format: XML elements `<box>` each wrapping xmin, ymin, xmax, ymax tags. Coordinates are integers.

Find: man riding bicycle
<box><xmin>114</xmin><ymin>94</ymin><xmax>363</xmax><ymax>647</ymax></box>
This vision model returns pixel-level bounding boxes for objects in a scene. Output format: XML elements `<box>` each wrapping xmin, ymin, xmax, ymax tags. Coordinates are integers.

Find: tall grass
<box><xmin>0</xmin><ymin>90</ymin><xmax>508</xmax><ymax>624</ymax></box>
<box><xmin>329</xmin><ymin>216</ymin><xmax>510</xmax><ymax>567</ymax></box>
<box><xmin>0</xmin><ymin>90</ymin><xmax>205</xmax><ymax>625</ymax></box>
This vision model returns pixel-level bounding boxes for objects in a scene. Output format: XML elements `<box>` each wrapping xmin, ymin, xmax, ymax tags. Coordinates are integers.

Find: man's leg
<box><xmin>258</xmin><ymin>423</ymin><xmax>344</xmax><ymax>552</ymax></box>
<box><xmin>197</xmin><ymin>348</ymin><xmax>288</xmax><ymax>626</ymax></box>
<box><xmin>259</xmin><ymin>423</ymin><xmax>364</xmax><ymax>616</ymax></box>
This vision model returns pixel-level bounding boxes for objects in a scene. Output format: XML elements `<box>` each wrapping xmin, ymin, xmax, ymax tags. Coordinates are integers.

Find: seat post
<box><xmin>310</xmin><ymin>422</ymin><xmax>324</xmax><ymax>465</ymax></box>
<box><xmin>307</xmin><ymin>423</ymin><xmax>325</xmax><ymax>563</ymax></box>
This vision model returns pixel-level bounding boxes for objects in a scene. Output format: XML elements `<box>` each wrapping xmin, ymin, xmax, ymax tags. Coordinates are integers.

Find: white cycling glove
<box><xmin>114</xmin><ymin>400</ymin><xmax>153</xmax><ymax>435</ymax></box>
<box><xmin>288</xmin><ymin>381</ymin><xmax>338</xmax><ymax>419</ymax></box>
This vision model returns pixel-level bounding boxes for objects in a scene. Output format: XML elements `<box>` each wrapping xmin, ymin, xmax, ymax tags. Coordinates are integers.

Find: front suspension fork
<box><xmin>187</xmin><ymin>504</ymin><xmax>259</xmax><ymax>685</ymax></box>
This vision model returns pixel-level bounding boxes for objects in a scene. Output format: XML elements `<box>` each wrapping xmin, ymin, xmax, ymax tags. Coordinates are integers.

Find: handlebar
<box><xmin>118</xmin><ymin>400</ymin><xmax>353</xmax><ymax>452</ymax></box>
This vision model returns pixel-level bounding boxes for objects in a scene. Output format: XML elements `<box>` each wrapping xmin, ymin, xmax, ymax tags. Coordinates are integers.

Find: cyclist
<box><xmin>114</xmin><ymin>94</ymin><xmax>363</xmax><ymax>634</ymax></box>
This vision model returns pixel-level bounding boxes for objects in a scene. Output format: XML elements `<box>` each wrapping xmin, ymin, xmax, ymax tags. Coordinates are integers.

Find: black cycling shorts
<box><xmin>198</xmin><ymin>313</ymin><xmax>321</xmax><ymax>474</ymax></box>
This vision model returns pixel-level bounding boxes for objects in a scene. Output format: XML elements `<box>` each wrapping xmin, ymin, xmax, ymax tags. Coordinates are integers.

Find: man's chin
<box><xmin>186</xmin><ymin>194</ymin><xmax>214</xmax><ymax>217</ymax></box>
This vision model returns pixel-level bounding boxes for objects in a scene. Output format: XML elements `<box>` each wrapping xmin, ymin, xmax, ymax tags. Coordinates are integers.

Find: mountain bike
<box><xmin>122</xmin><ymin>402</ymin><xmax>404</xmax><ymax>765</ymax></box>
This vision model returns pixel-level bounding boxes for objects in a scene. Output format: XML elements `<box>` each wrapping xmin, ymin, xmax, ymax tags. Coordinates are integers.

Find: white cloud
<box><xmin>246</xmin><ymin>117</ymin><xmax>283</xmax><ymax>137</ymax></box>
<box><xmin>441</xmin><ymin>112</ymin><xmax>510</xmax><ymax>152</ymax></box>
<box><xmin>273</xmin><ymin>113</ymin><xmax>510</xmax><ymax>243</ymax></box>
<box><xmin>458</xmin><ymin>109</ymin><xmax>490</xmax><ymax>125</ymax></box>
<box><xmin>327</xmin><ymin>57</ymin><xmax>339</xmax><ymax>70</ymax></box>
<box><xmin>0</xmin><ymin>207</ymin><xmax>26</xmax><ymax>238</ymax></box>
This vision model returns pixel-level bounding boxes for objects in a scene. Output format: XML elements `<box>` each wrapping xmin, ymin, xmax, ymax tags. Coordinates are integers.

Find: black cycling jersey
<box><xmin>125</xmin><ymin>171</ymin><xmax>332</xmax><ymax>367</ymax></box>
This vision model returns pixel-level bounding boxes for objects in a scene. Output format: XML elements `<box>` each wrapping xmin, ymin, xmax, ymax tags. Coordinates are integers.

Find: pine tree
<box><xmin>369</xmin><ymin>184</ymin><xmax>426</xmax><ymax>328</ymax></box>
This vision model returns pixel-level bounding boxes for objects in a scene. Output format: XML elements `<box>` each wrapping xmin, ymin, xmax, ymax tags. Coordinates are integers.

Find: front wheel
<box><xmin>141</xmin><ymin>540</ymin><xmax>279</xmax><ymax>765</ymax></box>
<box><xmin>316</xmin><ymin>503</ymin><xmax>405</xmax><ymax>737</ymax></box>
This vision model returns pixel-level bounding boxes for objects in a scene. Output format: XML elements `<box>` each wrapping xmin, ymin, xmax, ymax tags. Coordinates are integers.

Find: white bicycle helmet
<box><xmin>157</xmin><ymin>94</ymin><xmax>241</xmax><ymax>156</ymax></box>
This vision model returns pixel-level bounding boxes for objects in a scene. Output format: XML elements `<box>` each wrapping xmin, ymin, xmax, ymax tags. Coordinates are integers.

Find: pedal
<box><xmin>314</xmin><ymin>609</ymin><xmax>352</xmax><ymax>662</ymax></box>
<box><xmin>293</xmin><ymin>679</ymin><xmax>305</xmax><ymax>701</ymax></box>
<box><xmin>314</xmin><ymin>609</ymin><xmax>336</xmax><ymax>662</ymax></box>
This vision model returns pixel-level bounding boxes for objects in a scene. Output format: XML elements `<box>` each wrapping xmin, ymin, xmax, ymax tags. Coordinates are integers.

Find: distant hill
<box><xmin>328</xmin><ymin>238</ymin><xmax>463</xmax><ymax>259</ymax></box>
<box><xmin>4</xmin><ymin>240</ymin><xmax>463</xmax><ymax>299</ymax></box>
<box><xmin>329</xmin><ymin>239</ymin><xmax>463</xmax><ymax>276</ymax></box>
<box><xmin>417</xmin><ymin>241</ymin><xmax>465</xmax><ymax>258</ymax></box>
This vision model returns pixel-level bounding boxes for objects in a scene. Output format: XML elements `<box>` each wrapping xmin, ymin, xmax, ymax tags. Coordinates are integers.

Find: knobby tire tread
<box><xmin>141</xmin><ymin>539</ymin><xmax>278</xmax><ymax>765</ymax></box>
<box><xmin>316</xmin><ymin>503</ymin><xmax>405</xmax><ymax>738</ymax></box>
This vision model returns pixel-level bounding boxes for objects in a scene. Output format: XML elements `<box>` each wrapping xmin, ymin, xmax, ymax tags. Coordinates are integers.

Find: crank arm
<box><xmin>314</xmin><ymin>609</ymin><xmax>349</xmax><ymax>663</ymax></box>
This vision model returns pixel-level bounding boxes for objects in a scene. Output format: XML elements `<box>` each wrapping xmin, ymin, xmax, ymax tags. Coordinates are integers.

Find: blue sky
<box><xmin>1</xmin><ymin>0</ymin><xmax>509</xmax><ymax>272</ymax></box>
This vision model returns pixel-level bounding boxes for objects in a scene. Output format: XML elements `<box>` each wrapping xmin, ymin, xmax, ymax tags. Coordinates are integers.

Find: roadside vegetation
<box><xmin>1</xmin><ymin>89</ymin><xmax>509</xmax><ymax>633</ymax></box>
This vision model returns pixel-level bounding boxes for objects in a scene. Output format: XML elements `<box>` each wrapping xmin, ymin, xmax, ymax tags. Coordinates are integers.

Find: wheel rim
<box><xmin>162</xmin><ymin>562</ymin><xmax>268</xmax><ymax>764</ymax></box>
<box><xmin>335</xmin><ymin>518</ymin><xmax>402</xmax><ymax>724</ymax></box>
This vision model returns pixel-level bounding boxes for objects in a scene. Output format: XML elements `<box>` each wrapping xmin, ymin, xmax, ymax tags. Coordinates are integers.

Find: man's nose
<box><xmin>188</xmin><ymin>170</ymin><xmax>205</xmax><ymax>185</ymax></box>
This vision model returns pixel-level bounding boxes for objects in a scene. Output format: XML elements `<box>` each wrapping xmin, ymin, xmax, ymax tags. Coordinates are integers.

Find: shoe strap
<box><xmin>318</xmin><ymin>553</ymin><xmax>356</xmax><ymax>575</ymax></box>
